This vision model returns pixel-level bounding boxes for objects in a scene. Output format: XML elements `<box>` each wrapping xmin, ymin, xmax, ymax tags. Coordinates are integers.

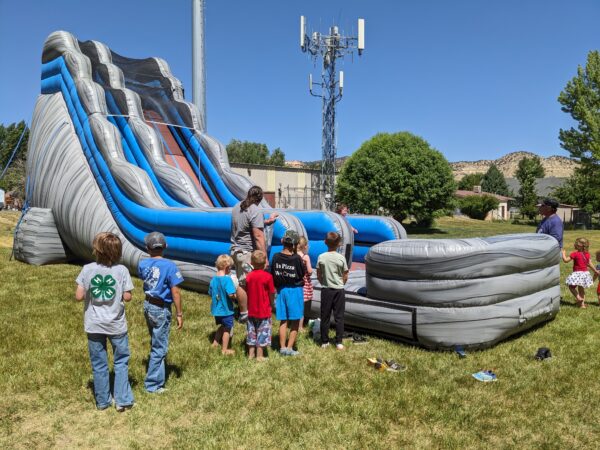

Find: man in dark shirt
<box><xmin>536</xmin><ymin>198</ymin><xmax>563</xmax><ymax>249</ymax></box>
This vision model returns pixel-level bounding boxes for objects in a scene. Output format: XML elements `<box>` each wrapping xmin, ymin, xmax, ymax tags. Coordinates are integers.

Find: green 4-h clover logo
<box><xmin>90</xmin><ymin>274</ymin><xmax>117</xmax><ymax>301</ymax></box>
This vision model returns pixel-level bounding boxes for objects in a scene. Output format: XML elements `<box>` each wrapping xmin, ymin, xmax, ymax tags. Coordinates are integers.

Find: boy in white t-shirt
<box><xmin>75</xmin><ymin>232</ymin><xmax>134</xmax><ymax>412</ymax></box>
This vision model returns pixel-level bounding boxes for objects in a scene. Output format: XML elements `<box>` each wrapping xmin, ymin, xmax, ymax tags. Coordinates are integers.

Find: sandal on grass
<box><xmin>352</xmin><ymin>334</ymin><xmax>368</xmax><ymax>344</ymax></box>
<box><xmin>367</xmin><ymin>357</ymin><xmax>388</xmax><ymax>371</ymax></box>
<box><xmin>385</xmin><ymin>360</ymin><xmax>407</xmax><ymax>372</ymax></box>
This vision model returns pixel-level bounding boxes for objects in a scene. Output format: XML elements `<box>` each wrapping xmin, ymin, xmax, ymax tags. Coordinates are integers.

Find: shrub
<box><xmin>459</xmin><ymin>195</ymin><xmax>500</xmax><ymax>220</ymax></box>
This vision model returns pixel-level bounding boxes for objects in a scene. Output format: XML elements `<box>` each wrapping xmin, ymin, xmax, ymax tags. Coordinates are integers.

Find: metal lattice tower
<box><xmin>301</xmin><ymin>16</ymin><xmax>364</xmax><ymax>210</ymax></box>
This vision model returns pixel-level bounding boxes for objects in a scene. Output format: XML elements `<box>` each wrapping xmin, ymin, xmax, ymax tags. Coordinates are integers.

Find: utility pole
<box><xmin>301</xmin><ymin>16</ymin><xmax>364</xmax><ymax>210</ymax></box>
<box><xmin>192</xmin><ymin>0</ymin><xmax>206</xmax><ymax>132</ymax></box>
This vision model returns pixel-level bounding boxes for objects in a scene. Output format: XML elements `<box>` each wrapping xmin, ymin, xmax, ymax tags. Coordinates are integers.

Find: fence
<box><xmin>276</xmin><ymin>184</ymin><xmax>326</xmax><ymax>210</ymax></box>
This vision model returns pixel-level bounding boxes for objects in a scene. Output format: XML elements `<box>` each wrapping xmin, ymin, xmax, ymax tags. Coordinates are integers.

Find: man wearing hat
<box><xmin>537</xmin><ymin>198</ymin><xmax>563</xmax><ymax>249</ymax></box>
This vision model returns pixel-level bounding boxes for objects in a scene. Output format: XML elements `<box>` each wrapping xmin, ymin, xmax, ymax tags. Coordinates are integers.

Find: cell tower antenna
<box><xmin>301</xmin><ymin>15</ymin><xmax>365</xmax><ymax>210</ymax></box>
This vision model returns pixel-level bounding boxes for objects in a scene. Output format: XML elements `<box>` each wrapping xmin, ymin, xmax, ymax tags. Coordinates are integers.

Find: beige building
<box><xmin>230</xmin><ymin>163</ymin><xmax>325</xmax><ymax>209</ymax></box>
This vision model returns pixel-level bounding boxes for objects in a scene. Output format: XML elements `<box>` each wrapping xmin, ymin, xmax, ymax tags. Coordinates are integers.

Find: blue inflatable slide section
<box><xmin>39</xmin><ymin>41</ymin><xmax>403</xmax><ymax>269</ymax></box>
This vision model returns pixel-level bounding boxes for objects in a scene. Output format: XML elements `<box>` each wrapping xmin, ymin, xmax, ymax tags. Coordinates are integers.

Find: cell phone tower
<box><xmin>301</xmin><ymin>16</ymin><xmax>365</xmax><ymax>211</ymax></box>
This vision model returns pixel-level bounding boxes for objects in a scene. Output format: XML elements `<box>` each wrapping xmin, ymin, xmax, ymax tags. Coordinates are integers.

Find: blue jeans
<box><xmin>144</xmin><ymin>301</ymin><xmax>172</xmax><ymax>392</ymax></box>
<box><xmin>87</xmin><ymin>333</ymin><xmax>134</xmax><ymax>409</ymax></box>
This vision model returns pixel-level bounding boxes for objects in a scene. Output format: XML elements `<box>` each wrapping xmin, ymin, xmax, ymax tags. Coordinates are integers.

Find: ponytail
<box><xmin>240</xmin><ymin>186</ymin><xmax>264</xmax><ymax>211</ymax></box>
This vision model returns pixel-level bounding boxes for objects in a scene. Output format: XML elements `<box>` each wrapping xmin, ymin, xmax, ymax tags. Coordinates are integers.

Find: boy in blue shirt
<box><xmin>209</xmin><ymin>254</ymin><xmax>237</xmax><ymax>355</ymax></box>
<box><xmin>138</xmin><ymin>232</ymin><xmax>184</xmax><ymax>393</ymax></box>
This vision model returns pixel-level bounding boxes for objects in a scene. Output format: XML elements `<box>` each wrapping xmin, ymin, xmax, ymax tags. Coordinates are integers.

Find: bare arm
<box><xmin>172</xmin><ymin>286</ymin><xmax>183</xmax><ymax>330</ymax></box>
<box><xmin>269</xmin><ymin>292</ymin><xmax>275</xmax><ymax>308</ymax></box>
<box><xmin>343</xmin><ymin>270</ymin><xmax>349</xmax><ymax>285</ymax></box>
<box><xmin>304</xmin><ymin>255</ymin><xmax>313</xmax><ymax>276</ymax></box>
<box><xmin>75</xmin><ymin>285</ymin><xmax>85</xmax><ymax>301</ymax></box>
<box><xmin>252</xmin><ymin>227</ymin><xmax>266</xmax><ymax>254</ymax></box>
<box><xmin>561</xmin><ymin>249</ymin><xmax>571</xmax><ymax>263</ymax></box>
<box><xmin>317</xmin><ymin>267</ymin><xmax>323</xmax><ymax>285</ymax></box>
<box><xmin>264</xmin><ymin>212</ymin><xmax>279</xmax><ymax>226</ymax></box>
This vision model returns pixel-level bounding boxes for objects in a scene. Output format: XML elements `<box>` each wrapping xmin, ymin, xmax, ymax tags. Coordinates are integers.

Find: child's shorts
<box><xmin>246</xmin><ymin>317</ymin><xmax>272</xmax><ymax>347</ymax></box>
<box><xmin>215</xmin><ymin>315</ymin><xmax>235</xmax><ymax>332</ymax></box>
<box><xmin>275</xmin><ymin>286</ymin><xmax>304</xmax><ymax>321</ymax></box>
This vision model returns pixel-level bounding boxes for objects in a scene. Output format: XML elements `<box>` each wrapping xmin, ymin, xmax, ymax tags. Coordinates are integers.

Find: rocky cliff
<box><xmin>451</xmin><ymin>151</ymin><xmax>577</xmax><ymax>180</ymax></box>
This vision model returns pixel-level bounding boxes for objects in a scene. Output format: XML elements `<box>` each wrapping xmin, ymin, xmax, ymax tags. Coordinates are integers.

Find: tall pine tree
<box><xmin>481</xmin><ymin>164</ymin><xmax>511</xmax><ymax>196</ymax></box>
<box><xmin>515</xmin><ymin>157</ymin><xmax>545</xmax><ymax>219</ymax></box>
<box><xmin>558</xmin><ymin>50</ymin><xmax>600</xmax><ymax>212</ymax></box>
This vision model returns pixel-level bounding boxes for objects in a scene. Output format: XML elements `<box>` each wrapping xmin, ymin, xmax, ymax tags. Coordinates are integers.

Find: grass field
<box><xmin>1</xmin><ymin>212</ymin><xmax>600</xmax><ymax>449</ymax></box>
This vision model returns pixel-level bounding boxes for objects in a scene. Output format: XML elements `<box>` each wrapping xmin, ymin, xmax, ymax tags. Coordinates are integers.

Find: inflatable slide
<box><xmin>16</xmin><ymin>31</ymin><xmax>560</xmax><ymax>349</ymax></box>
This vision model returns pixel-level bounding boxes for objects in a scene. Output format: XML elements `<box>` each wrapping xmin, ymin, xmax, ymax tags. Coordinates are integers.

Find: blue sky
<box><xmin>1</xmin><ymin>0</ymin><xmax>598</xmax><ymax>163</ymax></box>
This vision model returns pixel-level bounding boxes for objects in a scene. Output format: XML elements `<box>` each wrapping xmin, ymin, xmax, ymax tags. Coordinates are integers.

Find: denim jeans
<box><xmin>87</xmin><ymin>333</ymin><xmax>134</xmax><ymax>409</ymax></box>
<box><xmin>143</xmin><ymin>301</ymin><xmax>172</xmax><ymax>392</ymax></box>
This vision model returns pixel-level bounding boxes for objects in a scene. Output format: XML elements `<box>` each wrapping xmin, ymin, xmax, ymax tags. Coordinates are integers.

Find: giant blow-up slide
<box><xmin>15</xmin><ymin>31</ymin><xmax>561</xmax><ymax>349</ymax></box>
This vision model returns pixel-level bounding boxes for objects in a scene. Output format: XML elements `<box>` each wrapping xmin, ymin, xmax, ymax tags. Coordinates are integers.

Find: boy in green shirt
<box><xmin>316</xmin><ymin>232</ymin><xmax>349</xmax><ymax>350</ymax></box>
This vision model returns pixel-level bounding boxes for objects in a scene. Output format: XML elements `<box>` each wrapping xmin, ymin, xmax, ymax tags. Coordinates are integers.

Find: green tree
<box><xmin>336</xmin><ymin>132</ymin><xmax>456</xmax><ymax>226</ymax></box>
<box><xmin>515</xmin><ymin>156</ymin><xmax>545</xmax><ymax>219</ymax></box>
<box><xmin>481</xmin><ymin>164</ymin><xmax>511</xmax><ymax>196</ymax></box>
<box><xmin>0</xmin><ymin>121</ymin><xmax>29</xmax><ymax>194</ymax></box>
<box><xmin>226</xmin><ymin>139</ymin><xmax>286</xmax><ymax>166</ymax></box>
<box><xmin>268</xmin><ymin>148</ymin><xmax>285</xmax><ymax>166</ymax></box>
<box><xmin>558</xmin><ymin>50</ymin><xmax>600</xmax><ymax>211</ymax></box>
<box><xmin>459</xmin><ymin>195</ymin><xmax>500</xmax><ymax>220</ymax></box>
<box><xmin>457</xmin><ymin>173</ymin><xmax>484</xmax><ymax>190</ymax></box>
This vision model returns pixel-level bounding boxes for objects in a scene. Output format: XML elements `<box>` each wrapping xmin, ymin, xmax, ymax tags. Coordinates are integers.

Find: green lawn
<box><xmin>1</xmin><ymin>212</ymin><xmax>600</xmax><ymax>449</ymax></box>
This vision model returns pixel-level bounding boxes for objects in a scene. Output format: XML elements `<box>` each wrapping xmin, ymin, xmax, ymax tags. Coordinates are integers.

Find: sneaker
<box><xmin>279</xmin><ymin>348</ymin><xmax>290</xmax><ymax>356</ymax></box>
<box><xmin>287</xmin><ymin>349</ymin><xmax>301</xmax><ymax>356</ymax></box>
<box><xmin>97</xmin><ymin>403</ymin><xmax>112</xmax><ymax>411</ymax></box>
<box><xmin>116</xmin><ymin>404</ymin><xmax>134</xmax><ymax>412</ymax></box>
<box><xmin>321</xmin><ymin>343</ymin><xmax>330</xmax><ymax>349</ymax></box>
<box><xmin>238</xmin><ymin>312</ymin><xmax>249</xmax><ymax>324</ymax></box>
<box><xmin>148</xmin><ymin>387</ymin><xmax>168</xmax><ymax>394</ymax></box>
<box><xmin>336</xmin><ymin>344</ymin><xmax>345</xmax><ymax>351</ymax></box>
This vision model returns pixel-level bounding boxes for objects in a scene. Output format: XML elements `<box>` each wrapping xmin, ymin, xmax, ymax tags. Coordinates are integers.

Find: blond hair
<box><xmin>92</xmin><ymin>232</ymin><xmax>122</xmax><ymax>267</ymax></box>
<box><xmin>215</xmin><ymin>254</ymin><xmax>233</xmax><ymax>270</ymax></box>
<box><xmin>251</xmin><ymin>250</ymin><xmax>267</xmax><ymax>269</ymax></box>
<box><xmin>575</xmin><ymin>237</ymin><xmax>590</xmax><ymax>252</ymax></box>
<box><xmin>297</xmin><ymin>236</ymin><xmax>308</xmax><ymax>252</ymax></box>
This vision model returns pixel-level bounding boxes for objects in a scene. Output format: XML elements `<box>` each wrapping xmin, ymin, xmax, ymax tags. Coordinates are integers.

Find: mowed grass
<box><xmin>1</xmin><ymin>212</ymin><xmax>600</xmax><ymax>449</ymax></box>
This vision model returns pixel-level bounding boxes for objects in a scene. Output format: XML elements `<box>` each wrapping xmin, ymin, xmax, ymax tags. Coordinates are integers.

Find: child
<box><xmin>561</xmin><ymin>237</ymin><xmax>596</xmax><ymax>308</ymax></box>
<box><xmin>245</xmin><ymin>250</ymin><xmax>275</xmax><ymax>360</ymax></box>
<box><xmin>317</xmin><ymin>232</ymin><xmax>349</xmax><ymax>350</ymax></box>
<box><xmin>271</xmin><ymin>229</ymin><xmax>306</xmax><ymax>356</ymax></box>
<box><xmin>297</xmin><ymin>236</ymin><xmax>314</xmax><ymax>331</ymax></box>
<box><xmin>209</xmin><ymin>254</ymin><xmax>237</xmax><ymax>355</ymax></box>
<box><xmin>75</xmin><ymin>232</ymin><xmax>134</xmax><ymax>411</ymax></box>
<box><xmin>138</xmin><ymin>232</ymin><xmax>184</xmax><ymax>393</ymax></box>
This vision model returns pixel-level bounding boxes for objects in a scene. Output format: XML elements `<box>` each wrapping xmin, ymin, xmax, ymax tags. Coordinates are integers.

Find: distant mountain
<box><xmin>291</xmin><ymin>151</ymin><xmax>578</xmax><ymax>180</ymax></box>
<box><xmin>450</xmin><ymin>151</ymin><xmax>577</xmax><ymax>179</ymax></box>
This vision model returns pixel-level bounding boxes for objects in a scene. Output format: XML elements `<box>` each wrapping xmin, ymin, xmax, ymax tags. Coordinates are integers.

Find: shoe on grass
<box><xmin>116</xmin><ymin>404</ymin><xmax>134</xmax><ymax>412</ymax></box>
<box><xmin>472</xmin><ymin>370</ymin><xmax>497</xmax><ymax>382</ymax></box>
<box><xmin>352</xmin><ymin>334</ymin><xmax>368</xmax><ymax>344</ymax></box>
<box><xmin>385</xmin><ymin>360</ymin><xmax>407</xmax><ymax>372</ymax></box>
<box><xmin>336</xmin><ymin>344</ymin><xmax>345</xmax><ymax>351</ymax></box>
<box><xmin>279</xmin><ymin>348</ymin><xmax>290</xmax><ymax>356</ymax></box>
<box><xmin>321</xmin><ymin>343</ymin><xmax>330</xmax><ymax>349</ymax></box>
<box><xmin>287</xmin><ymin>349</ymin><xmax>300</xmax><ymax>356</ymax></box>
<box><xmin>148</xmin><ymin>387</ymin><xmax>168</xmax><ymax>394</ymax></box>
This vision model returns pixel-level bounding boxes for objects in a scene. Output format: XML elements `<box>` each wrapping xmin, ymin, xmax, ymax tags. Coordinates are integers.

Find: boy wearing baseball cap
<box><xmin>138</xmin><ymin>232</ymin><xmax>184</xmax><ymax>393</ymax></box>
